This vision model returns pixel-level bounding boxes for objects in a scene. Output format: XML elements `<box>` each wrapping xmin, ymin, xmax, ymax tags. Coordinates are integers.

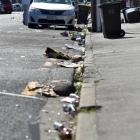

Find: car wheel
<box><xmin>119</xmin><ymin>29</ymin><xmax>125</xmax><ymax>38</ymax></box>
<box><xmin>42</xmin><ymin>24</ymin><xmax>50</xmax><ymax>28</ymax></box>
<box><xmin>68</xmin><ymin>25</ymin><xmax>75</xmax><ymax>31</ymax></box>
<box><xmin>7</xmin><ymin>11</ymin><xmax>12</xmax><ymax>14</ymax></box>
<box><xmin>28</xmin><ymin>23</ymin><xmax>37</xmax><ymax>29</ymax></box>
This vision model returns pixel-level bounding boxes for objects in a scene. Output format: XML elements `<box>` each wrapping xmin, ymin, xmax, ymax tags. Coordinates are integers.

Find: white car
<box><xmin>28</xmin><ymin>0</ymin><xmax>75</xmax><ymax>29</ymax></box>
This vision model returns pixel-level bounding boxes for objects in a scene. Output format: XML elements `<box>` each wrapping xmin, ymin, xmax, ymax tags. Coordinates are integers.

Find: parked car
<box><xmin>0</xmin><ymin>0</ymin><xmax>12</xmax><ymax>14</ymax></box>
<box><xmin>28</xmin><ymin>0</ymin><xmax>75</xmax><ymax>29</ymax></box>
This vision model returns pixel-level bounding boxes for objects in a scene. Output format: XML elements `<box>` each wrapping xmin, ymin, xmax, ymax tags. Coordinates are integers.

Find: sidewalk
<box><xmin>76</xmin><ymin>22</ymin><xmax>140</xmax><ymax>140</ymax></box>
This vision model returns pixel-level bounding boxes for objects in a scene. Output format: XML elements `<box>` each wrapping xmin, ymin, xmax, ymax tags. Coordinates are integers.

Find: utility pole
<box><xmin>96</xmin><ymin>0</ymin><xmax>102</xmax><ymax>32</ymax></box>
<box><xmin>126</xmin><ymin>0</ymin><xmax>134</xmax><ymax>7</ymax></box>
<box><xmin>91</xmin><ymin>0</ymin><xmax>96</xmax><ymax>31</ymax></box>
<box><xmin>91</xmin><ymin>0</ymin><xmax>102</xmax><ymax>32</ymax></box>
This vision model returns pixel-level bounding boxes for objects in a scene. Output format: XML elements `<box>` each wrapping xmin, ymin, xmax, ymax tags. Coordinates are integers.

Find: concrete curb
<box><xmin>76</xmin><ymin>111</ymin><xmax>97</xmax><ymax>140</ymax></box>
<box><xmin>76</xmin><ymin>32</ymin><xmax>97</xmax><ymax>140</ymax></box>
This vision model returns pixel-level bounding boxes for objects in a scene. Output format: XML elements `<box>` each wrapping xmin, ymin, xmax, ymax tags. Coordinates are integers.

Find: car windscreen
<box><xmin>34</xmin><ymin>0</ymin><xmax>71</xmax><ymax>4</ymax></box>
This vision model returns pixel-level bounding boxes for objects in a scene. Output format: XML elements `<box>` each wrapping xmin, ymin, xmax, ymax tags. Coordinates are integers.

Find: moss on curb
<box><xmin>73</xmin><ymin>66</ymin><xmax>84</xmax><ymax>82</ymax></box>
<box><xmin>74</xmin><ymin>82</ymin><xmax>82</xmax><ymax>95</ymax></box>
<box><xmin>79</xmin><ymin>107</ymin><xmax>96</xmax><ymax>113</ymax></box>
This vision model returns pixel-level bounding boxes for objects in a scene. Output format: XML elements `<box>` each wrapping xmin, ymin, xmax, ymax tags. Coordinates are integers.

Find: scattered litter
<box><xmin>45</xmin><ymin>47</ymin><xmax>83</xmax><ymax>62</ymax></box>
<box><xmin>20</xmin><ymin>55</ymin><xmax>25</xmax><ymax>58</ymax></box>
<box><xmin>69</xmin><ymin>31</ymin><xmax>86</xmax><ymax>46</ymax></box>
<box><xmin>72</xmin><ymin>55</ymin><xmax>84</xmax><ymax>62</ymax></box>
<box><xmin>65</xmin><ymin>44</ymin><xmax>85</xmax><ymax>53</ymax></box>
<box><xmin>63</xmin><ymin>103</ymin><xmax>76</xmax><ymax>114</ymax></box>
<box><xmin>53</xmin><ymin>121</ymin><xmax>72</xmax><ymax>140</ymax></box>
<box><xmin>43</xmin><ymin>58</ymin><xmax>58</xmax><ymax>68</ymax></box>
<box><xmin>41</xmin><ymin>109</ymin><xmax>49</xmax><ymax>113</ymax></box>
<box><xmin>45</xmin><ymin>129</ymin><xmax>56</xmax><ymax>133</ymax></box>
<box><xmin>25</xmin><ymin>135</ymin><xmax>29</xmax><ymax>139</ymax></box>
<box><xmin>28</xmin><ymin>115</ymin><xmax>32</xmax><ymax>119</ymax></box>
<box><xmin>26</xmin><ymin>81</ymin><xmax>43</xmax><ymax>91</ymax></box>
<box><xmin>57</xmin><ymin>112</ymin><xmax>61</xmax><ymax>116</ymax></box>
<box><xmin>57</xmin><ymin>61</ymin><xmax>83</xmax><ymax>68</ymax></box>
<box><xmin>61</xmin><ymin>97</ymin><xmax>76</xmax><ymax>104</ymax></box>
<box><xmin>69</xmin><ymin>93</ymin><xmax>79</xmax><ymax>99</ymax></box>
<box><xmin>45</xmin><ymin>47</ymin><xmax>70</xmax><ymax>60</ymax></box>
<box><xmin>70</xmin><ymin>31</ymin><xmax>86</xmax><ymax>41</ymax></box>
<box><xmin>43</xmin><ymin>61</ymin><xmax>54</xmax><ymax>67</ymax></box>
<box><xmin>15</xmin><ymin>104</ymin><xmax>20</xmax><ymax>108</ymax></box>
<box><xmin>75</xmin><ymin>27</ymin><xmax>83</xmax><ymax>32</ymax></box>
<box><xmin>61</xmin><ymin>93</ymin><xmax>79</xmax><ymax>116</ymax></box>
<box><xmin>53</xmin><ymin>121</ymin><xmax>64</xmax><ymax>131</ymax></box>
<box><xmin>60</xmin><ymin>31</ymin><xmax>69</xmax><ymax>37</ymax></box>
<box><xmin>61</xmin><ymin>93</ymin><xmax>79</xmax><ymax>105</ymax></box>
<box><xmin>78</xmin><ymin>39</ymin><xmax>85</xmax><ymax>46</ymax></box>
<box><xmin>48</xmin><ymin>129</ymin><xmax>53</xmax><ymax>133</ymax></box>
<box><xmin>21</xmin><ymin>81</ymin><xmax>58</xmax><ymax>97</ymax></box>
<box><xmin>49</xmin><ymin>118</ymin><xmax>52</xmax><ymax>121</ymax></box>
<box><xmin>75</xmin><ymin>36</ymin><xmax>82</xmax><ymax>41</ymax></box>
<box><xmin>48</xmin><ymin>129</ymin><xmax>51</xmax><ymax>133</ymax></box>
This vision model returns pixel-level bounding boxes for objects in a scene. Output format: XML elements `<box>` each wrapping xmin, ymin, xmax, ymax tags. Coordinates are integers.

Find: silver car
<box><xmin>28</xmin><ymin>0</ymin><xmax>75</xmax><ymax>29</ymax></box>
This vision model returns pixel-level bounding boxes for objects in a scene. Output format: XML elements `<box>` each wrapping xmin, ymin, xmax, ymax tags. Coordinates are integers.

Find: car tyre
<box><xmin>7</xmin><ymin>11</ymin><xmax>12</xmax><ymax>14</ymax></box>
<box><xmin>42</xmin><ymin>24</ymin><xmax>50</xmax><ymax>28</ymax></box>
<box><xmin>28</xmin><ymin>23</ymin><xmax>37</xmax><ymax>29</ymax></box>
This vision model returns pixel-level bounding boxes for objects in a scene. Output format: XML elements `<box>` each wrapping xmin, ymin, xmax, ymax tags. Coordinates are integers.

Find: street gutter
<box><xmin>76</xmin><ymin>31</ymin><xmax>98</xmax><ymax>140</ymax></box>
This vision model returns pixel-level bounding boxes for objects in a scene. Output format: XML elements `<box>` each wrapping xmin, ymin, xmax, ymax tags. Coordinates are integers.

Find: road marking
<box><xmin>0</xmin><ymin>91</ymin><xmax>46</xmax><ymax>101</ymax></box>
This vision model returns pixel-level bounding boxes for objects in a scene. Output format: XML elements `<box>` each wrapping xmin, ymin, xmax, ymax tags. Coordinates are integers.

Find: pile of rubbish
<box><xmin>21</xmin><ymin>26</ymin><xmax>87</xmax><ymax>140</ymax></box>
<box><xmin>51</xmin><ymin>28</ymin><xmax>87</xmax><ymax>139</ymax></box>
<box><xmin>60</xmin><ymin>29</ymin><xmax>86</xmax><ymax>46</ymax></box>
<box><xmin>21</xmin><ymin>81</ymin><xmax>58</xmax><ymax>97</ymax></box>
<box><xmin>45</xmin><ymin>47</ymin><xmax>83</xmax><ymax>63</ymax></box>
<box><xmin>61</xmin><ymin>93</ymin><xmax>79</xmax><ymax>116</ymax></box>
<box><xmin>57</xmin><ymin>61</ymin><xmax>83</xmax><ymax>68</ymax></box>
<box><xmin>53</xmin><ymin>121</ymin><xmax>72</xmax><ymax>140</ymax></box>
<box><xmin>53</xmin><ymin>93</ymin><xmax>80</xmax><ymax>139</ymax></box>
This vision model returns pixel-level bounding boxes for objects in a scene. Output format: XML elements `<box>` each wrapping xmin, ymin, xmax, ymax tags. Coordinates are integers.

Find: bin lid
<box><xmin>125</xmin><ymin>7</ymin><xmax>139</xmax><ymax>13</ymax></box>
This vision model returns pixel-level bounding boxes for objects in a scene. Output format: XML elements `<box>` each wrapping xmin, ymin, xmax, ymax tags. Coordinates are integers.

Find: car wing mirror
<box><xmin>72</xmin><ymin>2</ymin><xmax>75</xmax><ymax>6</ymax></box>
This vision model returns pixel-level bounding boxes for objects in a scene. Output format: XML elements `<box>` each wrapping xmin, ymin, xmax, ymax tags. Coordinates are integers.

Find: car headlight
<box><xmin>63</xmin><ymin>10</ymin><xmax>75</xmax><ymax>16</ymax></box>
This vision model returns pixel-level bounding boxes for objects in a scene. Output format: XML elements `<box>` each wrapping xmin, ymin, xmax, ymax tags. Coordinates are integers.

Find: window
<box><xmin>34</xmin><ymin>0</ymin><xmax>71</xmax><ymax>4</ymax></box>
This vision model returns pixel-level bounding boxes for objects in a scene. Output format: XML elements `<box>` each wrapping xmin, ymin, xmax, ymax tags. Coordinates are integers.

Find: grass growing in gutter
<box><xmin>94</xmin><ymin>79</ymin><xmax>104</xmax><ymax>85</ymax></box>
<box><xmin>72</xmin><ymin>65</ymin><xmax>84</xmax><ymax>140</ymax></box>
<box><xmin>94</xmin><ymin>79</ymin><xmax>100</xmax><ymax>84</ymax></box>
<box><xmin>74</xmin><ymin>82</ymin><xmax>82</xmax><ymax>95</ymax></box>
<box><xmin>80</xmin><ymin>107</ymin><xmax>96</xmax><ymax>113</ymax></box>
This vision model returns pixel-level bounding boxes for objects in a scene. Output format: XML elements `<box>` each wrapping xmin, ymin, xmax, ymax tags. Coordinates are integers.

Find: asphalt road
<box><xmin>0</xmin><ymin>12</ymin><xmax>77</xmax><ymax>140</ymax></box>
<box><xmin>0</xmin><ymin>12</ymin><xmax>75</xmax><ymax>94</ymax></box>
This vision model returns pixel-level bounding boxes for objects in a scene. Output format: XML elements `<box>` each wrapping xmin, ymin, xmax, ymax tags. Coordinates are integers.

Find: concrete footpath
<box><xmin>76</xmin><ymin>22</ymin><xmax>140</xmax><ymax>140</ymax></box>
